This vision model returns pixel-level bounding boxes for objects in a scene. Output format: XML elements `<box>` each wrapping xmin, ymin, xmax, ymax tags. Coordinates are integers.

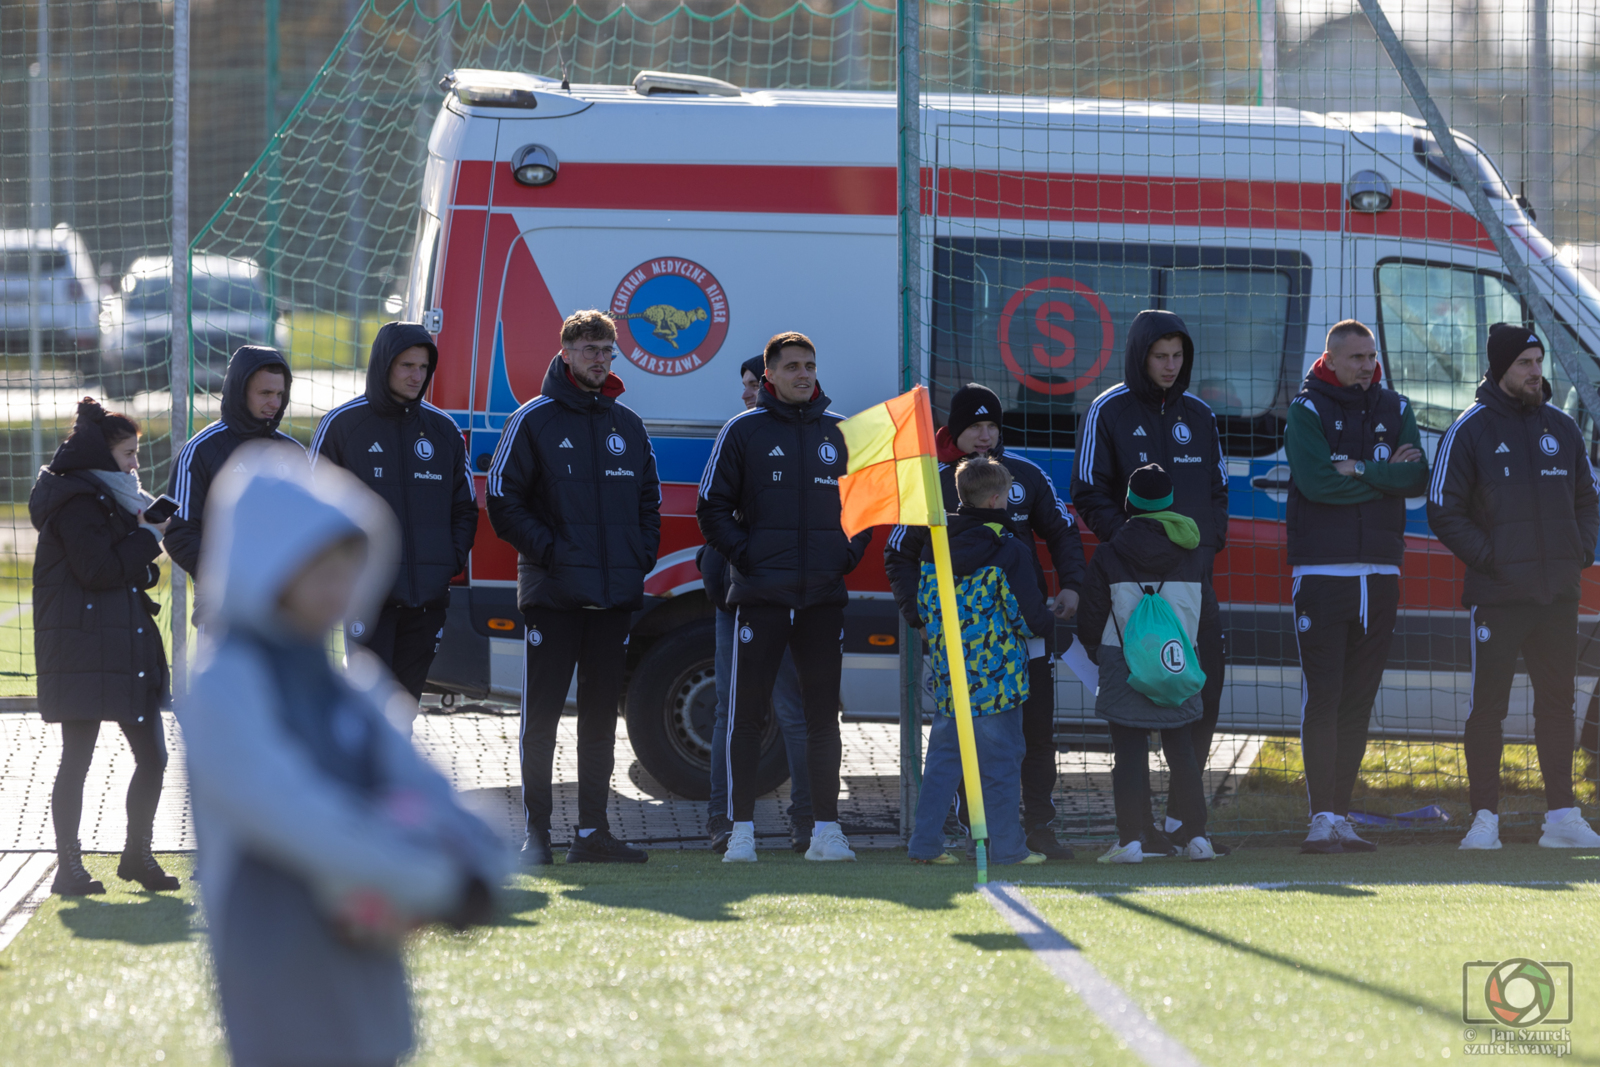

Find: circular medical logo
<box><xmin>738</xmin><ymin>625</ymin><xmax>754</xmax><ymax>644</ymax></box>
<box><xmin>1484</xmin><ymin>959</ymin><xmax>1557</xmax><ymax>1027</ymax></box>
<box><xmin>1008</xmin><ymin>482</ymin><xmax>1026</xmax><ymax>505</ymax></box>
<box><xmin>1476</xmin><ymin>624</ymin><xmax>1492</xmax><ymax>642</ymax></box>
<box><xmin>1540</xmin><ymin>433</ymin><xmax>1559</xmax><ymax>456</ymax></box>
<box><xmin>527</xmin><ymin>628</ymin><xmax>543</xmax><ymax>646</ymax></box>
<box><xmin>1172</xmin><ymin>423</ymin><xmax>1193</xmax><ymax>446</ymax></box>
<box><xmin>609</xmin><ymin>257</ymin><xmax>729</xmax><ymax>376</ymax></box>
<box><xmin>1297</xmin><ymin>615</ymin><xmax>1311</xmax><ymax>632</ymax></box>
<box><xmin>350</xmin><ymin>620</ymin><xmax>366</xmax><ymax>638</ymax></box>
<box><xmin>414</xmin><ymin>438</ymin><xmax>434</xmax><ymax>461</ymax></box>
<box><xmin>1160</xmin><ymin>639</ymin><xmax>1186</xmax><ymax>674</ymax></box>
<box><xmin>818</xmin><ymin>441</ymin><xmax>838</xmax><ymax>466</ymax></box>
<box><xmin>1373</xmin><ymin>443</ymin><xmax>1391</xmax><ymax>462</ymax></box>
<box><xmin>606</xmin><ymin>432</ymin><xmax>626</xmax><ymax>456</ymax></box>
<box><xmin>996</xmin><ymin>276</ymin><xmax>1115</xmax><ymax>396</ymax></box>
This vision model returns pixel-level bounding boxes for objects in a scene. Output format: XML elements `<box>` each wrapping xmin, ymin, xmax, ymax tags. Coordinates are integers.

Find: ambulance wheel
<box><xmin>625</xmin><ymin>618</ymin><xmax>788</xmax><ymax>803</ymax></box>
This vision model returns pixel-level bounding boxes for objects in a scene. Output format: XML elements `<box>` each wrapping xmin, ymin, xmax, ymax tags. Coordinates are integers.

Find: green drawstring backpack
<box><xmin>1113</xmin><ymin>582</ymin><xmax>1207</xmax><ymax>708</ymax></box>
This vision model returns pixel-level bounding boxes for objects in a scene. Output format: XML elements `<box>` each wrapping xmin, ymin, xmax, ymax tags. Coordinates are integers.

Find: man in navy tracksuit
<box><xmin>1429</xmin><ymin>322</ymin><xmax>1600</xmax><ymax>851</ymax></box>
<box><xmin>1070</xmin><ymin>309</ymin><xmax>1228</xmax><ymax>852</ymax></box>
<box><xmin>883</xmin><ymin>383</ymin><xmax>1086</xmax><ymax>859</ymax></box>
<box><xmin>697</xmin><ymin>331</ymin><xmax>871</xmax><ymax>864</ymax></box>
<box><xmin>1284</xmin><ymin>320</ymin><xmax>1428</xmax><ymax>854</ymax></box>
<box><xmin>312</xmin><ymin>322</ymin><xmax>478</xmax><ymax>704</ymax></box>
<box><xmin>487</xmin><ymin>310</ymin><xmax>661</xmax><ymax>866</ymax></box>
<box><xmin>166</xmin><ymin>345</ymin><xmax>300</xmax><ymax>578</ymax></box>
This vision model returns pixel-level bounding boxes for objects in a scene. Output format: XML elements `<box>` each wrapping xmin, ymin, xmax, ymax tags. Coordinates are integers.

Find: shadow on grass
<box><xmin>57</xmin><ymin>891</ymin><xmax>197</xmax><ymax>945</ymax></box>
<box><xmin>483</xmin><ymin>885</ymin><xmax>550</xmax><ymax>928</ymax></box>
<box><xmin>518</xmin><ymin>853</ymin><xmax>976</xmax><ymax>923</ymax></box>
<box><xmin>1094</xmin><ymin>892</ymin><xmax>1463</xmax><ymax>1024</ymax></box>
<box><xmin>951</xmin><ymin>932</ymin><xmax>1029</xmax><ymax>952</ymax></box>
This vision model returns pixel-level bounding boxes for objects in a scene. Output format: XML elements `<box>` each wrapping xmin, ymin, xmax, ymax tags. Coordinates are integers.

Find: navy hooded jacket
<box><xmin>485</xmin><ymin>353</ymin><xmax>662</xmax><ymax>612</ymax></box>
<box><xmin>1068</xmin><ymin>310</ymin><xmax>1230</xmax><ymax>553</ymax></box>
<box><xmin>311</xmin><ymin>322</ymin><xmax>478</xmax><ymax>609</ymax></box>
<box><xmin>165</xmin><ymin>345</ymin><xmax>299</xmax><ymax>576</ymax></box>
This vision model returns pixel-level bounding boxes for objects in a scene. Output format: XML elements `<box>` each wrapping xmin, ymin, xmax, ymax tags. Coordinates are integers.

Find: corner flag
<box><xmin>837</xmin><ymin>385</ymin><xmax>992</xmax><ymax>883</ymax></box>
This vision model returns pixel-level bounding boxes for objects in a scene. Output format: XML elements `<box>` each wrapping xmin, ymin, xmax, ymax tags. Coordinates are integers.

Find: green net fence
<box><xmin>7</xmin><ymin>0</ymin><xmax>1600</xmax><ymax>842</ymax></box>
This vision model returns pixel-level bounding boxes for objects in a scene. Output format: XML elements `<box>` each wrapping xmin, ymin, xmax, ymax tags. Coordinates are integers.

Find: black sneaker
<box><xmin>1025</xmin><ymin>827</ymin><xmax>1075</xmax><ymax>861</ymax></box>
<box><xmin>791</xmin><ymin>819</ymin><xmax>814</xmax><ymax>854</ymax></box>
<box><xmin>567</xmin><ymin>829</ymin><xmax>648</xmax><ymax>864</ymax></box>
<box><xmin>708</xmin><ymin>814</ymin><xmax>733</xmax><ymax>855</ymax></box>
<box><xmin>521</xmin><ymin>829</ymin><xmax>554</xmax><ymax>867</ymax></box>
<box><xmin>1140</xmin><ymin>825</ymin><xmax>1180</xmax><ymax>857</ymax></box>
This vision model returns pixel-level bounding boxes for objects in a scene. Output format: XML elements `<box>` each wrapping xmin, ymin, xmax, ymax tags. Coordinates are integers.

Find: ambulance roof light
<box><xmin>1347</xmin><ymin>170</ymin><xmax>1393</xmax><ymax>213</ymax></box>
<box><xmin>631</xmin><ymin>71</ymin><xmax>741</xmax><ymax>97</ymax></box>
<box><xmin>439</xmin><ymin>69</ymin><xmax>544</xmax><ymax>109</ymax></box>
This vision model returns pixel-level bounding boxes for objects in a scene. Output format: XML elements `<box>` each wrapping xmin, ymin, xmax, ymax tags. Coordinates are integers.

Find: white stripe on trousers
<box><xmin>725</xmin><ymin>606</ymin><xmax>741</xmax><ymax>821</ymax></box>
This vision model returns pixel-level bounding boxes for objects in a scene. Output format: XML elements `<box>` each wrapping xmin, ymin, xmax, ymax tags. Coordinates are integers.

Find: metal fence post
<box><xmin>169</xmin><ymin>0</ymin><xmax>191</xmax><ymax>697</ymax></box>
<box><xmin>896</xmin><ymin>0</ymin><xmax>922</xmax><ymax>842</ymax></box>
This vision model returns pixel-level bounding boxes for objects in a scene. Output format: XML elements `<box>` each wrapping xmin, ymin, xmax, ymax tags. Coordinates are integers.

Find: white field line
<box><xmin>0</xmin><ymin>852</ymin><xmax>55</xmax><ymax>953</ymax></box>
<box><xmin>1022</xmin><ymin>879</ymin><xmax>1600</xmax><ymax>898</ymax></box>
<box><xmin>980</xmin><ymin>882</ymin><xmax>1203</xmax><ymax>1067</ymax></box>
<box><xmin>0</xmin><ymin>602</ymin><xmax>30</xmax><ymax>626</ymax></box>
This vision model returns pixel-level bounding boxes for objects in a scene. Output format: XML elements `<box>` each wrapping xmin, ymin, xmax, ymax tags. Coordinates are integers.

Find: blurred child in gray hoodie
<box><xmin>179</xmin><ymin>442</ymin><xmax>508</xmax><ymax>1067</ymax></box>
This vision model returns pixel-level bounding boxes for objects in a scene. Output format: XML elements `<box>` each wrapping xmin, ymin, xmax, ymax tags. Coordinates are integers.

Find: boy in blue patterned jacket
<box><xmin>908</xmin><ymin>456</ymin><xmax>1053</xmax><ymax>865</ymax></box>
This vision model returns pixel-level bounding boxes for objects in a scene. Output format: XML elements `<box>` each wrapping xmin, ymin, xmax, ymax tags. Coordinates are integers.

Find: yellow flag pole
<box><xmin>928</xmin><ymin>523</ymin><xmax>988</xmax><ymax>884</ymax></box>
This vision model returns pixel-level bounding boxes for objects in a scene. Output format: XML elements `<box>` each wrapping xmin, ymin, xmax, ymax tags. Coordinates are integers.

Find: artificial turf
<box><xmin>2</xmin><ymin>847</ymin><xmax>1597</xmax><ymax>1066</ymax></box>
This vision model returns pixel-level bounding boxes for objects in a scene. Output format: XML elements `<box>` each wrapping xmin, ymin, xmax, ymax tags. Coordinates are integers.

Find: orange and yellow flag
<box><xmin>837</xmin><ymin>385</ymin><xmax>944</xmax><ymax>538</ymax></box>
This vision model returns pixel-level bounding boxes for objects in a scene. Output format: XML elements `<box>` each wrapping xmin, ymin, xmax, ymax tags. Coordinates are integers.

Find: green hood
<box><xmin>1134</xmin><ymin>510</ymin><xmax>1200</xmax><ymax>550</ymax></box>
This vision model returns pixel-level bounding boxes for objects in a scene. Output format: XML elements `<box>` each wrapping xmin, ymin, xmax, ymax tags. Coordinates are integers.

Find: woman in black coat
<box><xmin>31</xmin><ymin>399</ymin><xmax>177</xmax><ymax>894</ymax></box>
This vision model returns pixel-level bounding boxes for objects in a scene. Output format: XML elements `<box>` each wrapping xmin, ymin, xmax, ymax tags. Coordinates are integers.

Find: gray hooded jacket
<box><xmin>180</xmin><ymin>443</ymin><xmax>507</xmax><ymax>1067</ymax></box>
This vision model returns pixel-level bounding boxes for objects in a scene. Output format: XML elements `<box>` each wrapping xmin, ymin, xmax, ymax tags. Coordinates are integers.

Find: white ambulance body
<box><xmin>410</xmin><ymin>69</ymin><xmax>1600</xmax><ymax>797</ymax></box>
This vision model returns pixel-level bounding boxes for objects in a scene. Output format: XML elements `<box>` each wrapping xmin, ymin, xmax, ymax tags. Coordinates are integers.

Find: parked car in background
<box><xmin>98</xmin><ymin>254</ymin><xmax>284</xmax><ymax>399</ymax></box>
<box><xmin>0</xmin><ymin>225</ymin><xmax>102</xmax><ymax>370</ymax></box>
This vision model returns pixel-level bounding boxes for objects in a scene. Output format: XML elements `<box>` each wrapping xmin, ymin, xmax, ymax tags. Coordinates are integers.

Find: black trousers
<box><xmin>1293</xmin><ymin>573</ymin><xmax>1398</xmax><ymax>816</ymax></box>
<box><xmin>519</xmin><ymin>606</ymin><xmax>632</xmax><ymax>835</ymax></box>
<box><xmin>955</xmin><ymin>652</ymin><xmax>1059</xmax><ymax>834</ymax></box>
<box><xmin>53</xmin><ymin>713</ymin><xmax>167</xmax><ymax>849</ymax></box>
<box><xmin>728</xmin><ymin>602</ymin><xmax>845</xmax><ymax>823</ymax></box>
<box><xmin>347</xmin><ymin>602</ymin><xmax>449</xmax><ymax>702</ymax></box>
<box><xmin>1465</xmin><ymin>600</ymin><xmax>1579</xmax><ymax>814</ymax></box>
<box><xmin>1109</xmin><ymin>723</ymin><xmax>1206</xmax><ymax>848</ymax></box>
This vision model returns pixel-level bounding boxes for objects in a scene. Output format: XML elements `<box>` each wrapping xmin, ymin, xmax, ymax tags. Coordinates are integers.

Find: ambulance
<box><xmin>409</xmin><ymin>67</ymin><xmax>1600</xmax><ymax>798</ymax></box>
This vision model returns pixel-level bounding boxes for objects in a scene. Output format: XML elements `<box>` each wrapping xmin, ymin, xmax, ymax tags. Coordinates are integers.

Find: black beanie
<box><xmin>1126</xmin><ymin>463</ymin><xmax>1174</xmax><ymax>513</ymax></box>
<box><xmin>1487</xmin><ymin>322</ymin><xmax>1542</xmax><ymax>384</ymax></box>
<box><xmin>946</xmin><ymin>383</ymin><xmax>1003</xmax><ymax>443</ymax></box>
<box><xmin>739</xmin><ymin>355</ymin><xmax>764</xmax><ymax>381</ymax></box>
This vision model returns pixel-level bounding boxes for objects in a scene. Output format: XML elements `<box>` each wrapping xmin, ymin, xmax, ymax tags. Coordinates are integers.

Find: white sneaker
<box><xmin>1097</xmin><ymin>840</ymin><xmax>1143</xmax><ymax>864</ymax></box>
<box><xmin>1332</xmin><ymin>817</ymin><xmax>1377</xmax><ymax>853</ymax></box>
<box><xmin>1459</xmin><ymin>809</ymin><xmax>1502</xmax><ymax>850</ymax></box>
<box><xmin>1539</xmin><ymin>808</ymin><xmax>1600</xmax><ymax>848</ymax></box>
<box><xmin>1184</xmin><ymin>836</ymin><xmax>1216</xmax><ymax>861</ymax></box>
<box><xmin>805</xmin><ymin>823</ymin><xmax>857</xmax><ymax>861</ymax></box>
<box><xmin>1301</xmin><ymin>812</ymin><xmax>1342</xmax><ymax>854</ymax></box>
<box><xmin>722</xmin><ymin>824</ymin><xmax>757</xmax><ymax>863</ymax></box>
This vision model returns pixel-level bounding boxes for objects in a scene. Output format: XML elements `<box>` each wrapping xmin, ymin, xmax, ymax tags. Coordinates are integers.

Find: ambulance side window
<box><xmin>1377</xmin><ymin>260</ymin><xmax>1598</xmax><ymax>438</ymax></box>
<box><xmin>405</xmin><ymin>210</ymin><xmax>442</xmax><ymax>319</ymax></box>
<box><xmin>930</xmin><ymin>239</ymin><xmax>1307</xmax><ymax>456</ymax></box>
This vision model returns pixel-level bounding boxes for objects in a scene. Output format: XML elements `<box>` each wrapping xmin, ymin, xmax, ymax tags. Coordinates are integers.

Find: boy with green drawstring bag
<box><xmin>1077</xmin><ymin>464</ymin><xmax>1217</xmax><ymax>864</ymax></box>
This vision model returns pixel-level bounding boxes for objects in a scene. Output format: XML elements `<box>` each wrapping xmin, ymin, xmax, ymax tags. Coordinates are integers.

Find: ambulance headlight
<box><xmin>512</xmin><ymin>144</ymin><xmax>559</xmax><ymax>187</ymax></box>
<box><xmin>1347</xmin><ymin>170</ymin><xmax>1393</xmax><ymax>213</ymax></box>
